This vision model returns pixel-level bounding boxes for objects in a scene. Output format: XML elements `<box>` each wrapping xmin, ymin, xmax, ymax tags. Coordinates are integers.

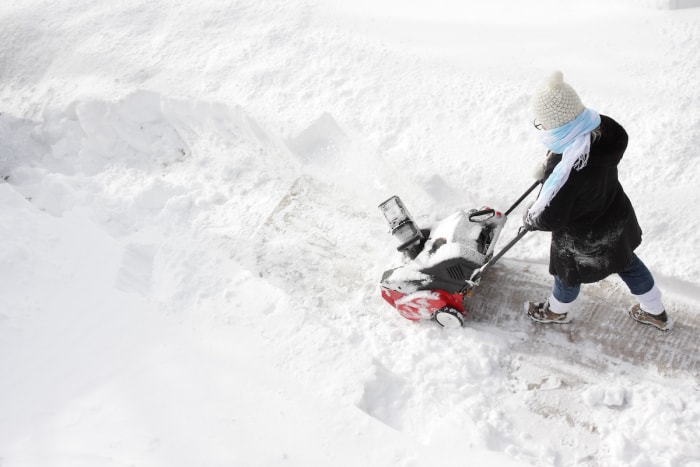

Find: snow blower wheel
<box><xmin>434</xmin><ymin>307</ymin><xmax>464</xmax><ymax>328</ymax></box>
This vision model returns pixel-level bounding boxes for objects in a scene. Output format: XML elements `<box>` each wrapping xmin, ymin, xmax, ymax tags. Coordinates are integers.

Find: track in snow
<box><xmin>467</xmin><ymin>259</ymin><xmax>699</xmax><ymax>381</ymax></box>
<box><xmin>260</xmin><ymin>174</ymin><xmax>699</xmax><ymax>382</ymax></box>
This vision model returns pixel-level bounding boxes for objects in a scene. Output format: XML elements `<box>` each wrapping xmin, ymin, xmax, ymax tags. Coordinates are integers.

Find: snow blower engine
<box><xmin>378</xmin><ymin>182</ymin><xmax>540</xmax><ymax>328</ymax></box>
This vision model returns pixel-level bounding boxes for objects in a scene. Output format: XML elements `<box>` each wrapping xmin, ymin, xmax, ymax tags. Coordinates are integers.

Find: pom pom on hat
<box><xmin>532</xmin><ymin>71</ymin><xmax>585</xmax><ymax>130</ymax></box>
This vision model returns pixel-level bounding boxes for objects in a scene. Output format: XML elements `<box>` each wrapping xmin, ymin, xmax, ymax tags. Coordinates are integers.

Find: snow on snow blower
<box><xmin>378</xmin><ymin>181</ymin><xmax>540</xmax><ymax>328</ymax></box>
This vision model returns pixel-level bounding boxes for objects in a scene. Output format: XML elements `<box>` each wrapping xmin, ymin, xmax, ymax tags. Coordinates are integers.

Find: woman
<box><xmin>523</xmin><ymin>71</ymin><xmax>670</xmax><ymax>331</ymax></box>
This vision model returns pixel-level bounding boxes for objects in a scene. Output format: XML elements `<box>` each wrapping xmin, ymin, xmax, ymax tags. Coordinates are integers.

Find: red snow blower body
<box><xmin>378</xmin><ymin>182</ymin><xmax>539</xmax><ymax>327</ymax></box>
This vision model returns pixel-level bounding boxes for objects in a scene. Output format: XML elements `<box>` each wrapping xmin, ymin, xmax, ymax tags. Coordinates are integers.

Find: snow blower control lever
<box><xmin>469</xmin><ymin>180</ymin><xmax>541</xmax><ymax>282</ymax></box>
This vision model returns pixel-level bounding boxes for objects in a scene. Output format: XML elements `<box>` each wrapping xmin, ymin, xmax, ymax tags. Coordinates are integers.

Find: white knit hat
<box><xmin>532</xmin><ymin>71</ymin><xmax>585</xmax><ymax>130</ymax></box>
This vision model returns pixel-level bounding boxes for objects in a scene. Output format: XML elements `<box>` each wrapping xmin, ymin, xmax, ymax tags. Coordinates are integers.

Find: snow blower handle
<box><xmin>470</xmin><ymin>227</ymin><xmax>529</xmax><ymax>283</ymax></box>
<box><xmin>469</xmin><ymin>181</ymin><xmax>542</xmax><ymax>283</ymax></box>
<box><xmin>504</xmin><ymin>180</ymin><xmax>542</xmax><ymax>216</ymax></box>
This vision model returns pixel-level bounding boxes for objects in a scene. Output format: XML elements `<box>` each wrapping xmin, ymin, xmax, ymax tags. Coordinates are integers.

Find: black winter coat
<box><xmin>529</xmin><ymin>115</ymin><xmax>642</xmax><ymax>286</ymax></box>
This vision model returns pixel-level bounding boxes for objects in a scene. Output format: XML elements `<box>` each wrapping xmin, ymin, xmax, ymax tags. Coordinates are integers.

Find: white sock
<box><xmin>548</xmin><ymin>294</ymin><xmax>574</xmax><ymax>314</ymax></box>
<box><xmin>634</xmin><ymin>285</ymin><xmax>665</xmax><ymax>315</ymax></box>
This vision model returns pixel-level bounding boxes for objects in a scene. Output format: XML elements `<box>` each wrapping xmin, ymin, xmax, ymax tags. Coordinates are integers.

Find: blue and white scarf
<box><xmin>527</xmin><ymin>108</ymin><xmax>601</xmax><ymax>221</ymax></box>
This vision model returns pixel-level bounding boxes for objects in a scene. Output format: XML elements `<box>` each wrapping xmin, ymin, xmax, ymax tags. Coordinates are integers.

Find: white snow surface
<box><xmin>1</xmin><ymin>1</ymin><xmax>700</xmax><ymax>466</ymax></box>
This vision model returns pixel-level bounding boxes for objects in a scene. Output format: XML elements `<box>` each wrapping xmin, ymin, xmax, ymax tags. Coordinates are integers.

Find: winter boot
<box><xmin>628</xmin><ymin>304</ymin><xmax>671</xmax><ymax>331</ymax></box>
<box><xmin>524</xmin><ymin>301</ymin><xmax>571</xmax><ymax>324</ymax></box>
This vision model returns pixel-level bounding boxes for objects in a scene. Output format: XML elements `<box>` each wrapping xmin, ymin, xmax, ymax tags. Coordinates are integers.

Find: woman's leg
<box><xmin>525</xmin><ymin>276</ymin><xmax>578</xmax><ymax>323</ymax></box>
<box><xmin>549</xmin><ymin>275</ymin><xmax>580</xmax><ymax>314</ymax></box>
<box><xmin>618</xmin><ymin>255</ymin><xmax>664</xmax><ymax>314</ymax></box>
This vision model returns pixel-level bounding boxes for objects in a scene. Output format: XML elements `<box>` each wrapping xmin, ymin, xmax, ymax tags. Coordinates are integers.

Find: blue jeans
<box><xmin>553</xmin><ymin>254</ymin><xmax>656</xmax><ymax>303</ymax></box>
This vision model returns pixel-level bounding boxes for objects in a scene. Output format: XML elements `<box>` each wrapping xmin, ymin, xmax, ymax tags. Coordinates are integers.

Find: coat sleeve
<box><xmin>528</xmin><ymin>182</ymin><xmax>581</xmax><ymax>231</ymax></box>
<box><xmin>527</xmin><ymin>152</ymin><xmax>581</xmax><ymax>232</ymax></box>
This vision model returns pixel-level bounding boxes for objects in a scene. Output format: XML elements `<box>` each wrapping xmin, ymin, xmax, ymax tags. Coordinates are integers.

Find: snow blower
<box><xmin>378</xmin><ymin>181</ymin><xmax>540</xmax><ymax>327</ymax></box>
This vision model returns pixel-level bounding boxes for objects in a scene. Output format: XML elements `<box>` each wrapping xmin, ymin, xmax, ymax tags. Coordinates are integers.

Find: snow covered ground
<box><xmin>1</xmin><ymin>0</ymin><xmax>699</xmax><ymax>466</ymax></box>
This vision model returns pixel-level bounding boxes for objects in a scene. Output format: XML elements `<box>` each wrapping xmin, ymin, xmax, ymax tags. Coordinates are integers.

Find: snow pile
<box><xmin>1</xmin><ymin>1</ymin><xmax>699</xmax><ymax>466</ymax></box>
